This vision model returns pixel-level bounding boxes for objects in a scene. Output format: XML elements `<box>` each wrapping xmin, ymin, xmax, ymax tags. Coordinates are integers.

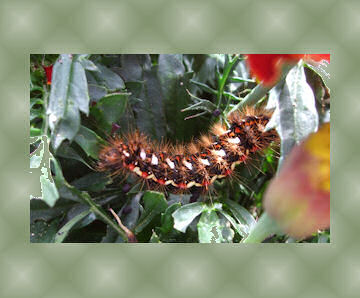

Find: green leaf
<box><xmin>50</xmin><ymin>155</ymin><xmax>85</xmax><ymax>203</ymax></box>
<box><xmin>86</xmin><ymin>70</ymin><xmax>108</xmax><ymax>102</ymax></box>
<box><xmin>242</xmin><ymin>212</ymin><xmax>284</xmax><ymax>243</ymax></box>
<box><xmin>129</xmin><ymin>67</ymin><xmax>167</xmax><ymax>140</ymax></box>
<box><xmin>101</xmin><ymin>225</ymin><xmax>125</xmax><ymax>243</ymax></box>
<box><xmin>92</xmin><ymin>62</ymin><xmax>125</xmax><ymax>91</ymax></box>
<box><xmin>196</xmin><ymin>203</ymin><xmax>234</xmax><ymax>243</ymax></box>
<box><xmin>30</xmin><ymin>127</ymin><xmax>42</xmax><ymax>137</ymax></box>
<box><xmin>79</xmin><ymin>55</ymin><xmax>98</xmax><ymax>71</ymax></box>
<box><xmin>30</xmin><ymin>108</ymin><xmax>44</xmax><ymax>121</ymax></box>
<box><xmin>149</xmin><ymin>231</ymin><xmax>161</xmax><ymax>243</ymax></box>
<box><xmin>190</xmin><ymin>79</ymin><xmax>218</xmax><ymax>94</ymax></box>
<box><xmin>167</xmin><ymin>193</ymin><xmax>191</xmax><ymax>205</ymax></box>
<box><xmin>47</xmin><ymin>54</ymin><xmax>91</xmax><ymax>150</ymax></box>
<box><xmin>30</xmin><ymin>218</ymin><xmax>61</xmax><ymax>243</ymax></box>
<box><xmin>30</xmin><ymin>198</ymin><xmax>75</xmax><ymax>224</ymax></box>
<box><xmin>71</xmin><ymin>60</ymin><xmax>90</xmax><ymax>115</ymax></box>
<box><xmin>303</xmin><ymin>66</ymin><xmax>330</xmax><ymax>124</ymax></box>
<box><xmin>172</xmin><ymin>202</ymin><xmax>207</xmax><ymax>233</ymax></box>
<box><xmin>181</xmin><ymin>90</ymin><xmax>217</xmax><ymax>113</ymax></box>
<box><xmin>30</xmin><ymin>153</ymin><xmax>43</xmax><ymax>170</ymax></box>
<box><xmin>197</xmin><ymin>209</ymin><xmax>223</xmax><ymax>243</ymax></box>
<box><xmin>116</xmin><ymin>54</ymin><xmax>152</xmax><ymax>82</ymax></box>
<box><xmin>158</xmin><ymin>54</ymin><xmax>209</xmax><ymax>142</ymax></box>
<box><xmin>121</xmin><ymin>193</ymin><xmax>142</xmax><ymax>230</ymax></box>
<box><xmin>159</xmin><ymin>203</ymin><xmax>181</xmax><ymax>235</ymax></box>
<box><xmin>30</xmin><ymin>84</ymin><xmax>44</xmax><ymax>93</ymax></box>
<box><xmin>223</xmin><ymin>91</ymin><xmax>242</xmax><ymax>102</ymax></box>
<box><xmin>305</xmin><ymin>61</ymin><xmax>330</xmax><ymax>87</ymax></box>
<box><xmin>54</xmin><ymin>209</ymin><xmax>91</xmax><ymax>243</ymax></box>
<box><xmin>218</xmin><ymin>209</ymin><xmax>248</xmax><ymax>238</ymax></box>
<box><xmin>229</xmin><ymin>76</ymin><xmax>255</xmax><ymax>83</ymax></box>
<box><xmin>74</xmin><ymin>125</ymin><xmax>105</xmax><ymax>159</ymax></box>
<box><xmin>46</xmin><ymin>55</ymin><xmax>76</xmax><ymax>114</ymax></box>
<box><xmin>216</xmin><ymin>55</ymin><xmax>241</xmax><ymax>108</ymax></box>
<box><xmin>223</xmin><ymin>198</ymin><xmax>256</xmax><ymax>233</ymax></box>
<box><xmin>71</xmin><ymin>172</ymin><xmax>112</xmax><ymax>192</ymax></box>
<box><xmin>158</xmin><ymin>54</ymin><xmax>185</xmax><ymax>76</ymax></box>
<box><xmin>65</xmin><ymin>204</ymin><xmax>96</xmax><ymax>229</ymax></box>
<box><xmin>30</xmin><ymin>139</ymin><xmax>44</xmax><ymax>168</ymax></box>
<box><xmin>187</xmin><ymin>55</ymin><xmax>221</xmax><ymax>92</ymax></box>
<box><xmin>40</xmin><ymin>167</ymin><xmax>59</xmax><ymax>207</ymax></box>
<box><xmin>218</xmin><ymin>214</ymin><xmax>235</xmax><ymax>243</ymax></box>
<box><xmin>318</xmin><ymin>234</ymin><xmax>329</xmax><ymax>243</ymax></box>
<box><xmin>50</xmin><ymin>98</ymin><xmax>81</xmax><ymax>150</ymax></box>
<box><xmin>88</xmin><ymin>84</ymin><xmax>107</xmax><ymax>102</ymax></box>
<box><xmin>90</xmin><ymin>93</ymin><xmax>128</xmax><ymax>132</ymax></box>
<box><xmin>134</xmin><ymin>191</ymin><xmax>167</xmax><ymax>234</ymax></box>
<box><xmin>56</xmin><ymin>143</ymin><xmax>94</xmax><ymax>169</ymax></box>
<box><xmin>317</xmin><ymin>231</ymin><xmax>330</xmax><ymax>243</ymax></box>
<box><xmin>267</xmin><ymin>62</ymin><xmax>318</xmax><ymax>167</ymax></box>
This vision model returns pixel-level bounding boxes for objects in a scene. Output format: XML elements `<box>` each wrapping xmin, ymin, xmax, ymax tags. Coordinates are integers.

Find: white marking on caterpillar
<box><xmin>210</xmin><ymin>175</ymin><xmax>218</xmax><ymax>183</ymax></box>
<box><xmin>170</xmin><ymin>180</ymin><xmax>178</xmax><ymax>187</ymax></box>
<box><xmin>151</xmin><ymin>154</ymin><xmax>158</xmax><ymax>165</ymax></box>
<box><xmin>133</xmin><ymin>167</ymin><xmax>141</xmax><ymax>175</ymax></box>
<box><xmin>146</xmin><ymin>174</ymin><xmax>155</xmax><ymax>180</ymax></box>
<box><xmin>186</xmin><ymin>181</ymin><xmax>196</xmax><ymax>188</ymax></box>
<box><xmin>166</xmin><ymin>158</ymin><xmax>175</xmax><ymax>169</ymax></box>
<box><xmin>140</xmin><ymin>149</ymin><xmax>146</xmax><ymax>160</ymax></box>
<box><xmin>183</xmin><ymin>160</ymin><xmax>193</xmax><ymax>170</ymax></box>
<box><xmin>214</xmin><ymin>149</ymin><xmax>226</xmax><ymax>157</ymax></box>
<box><xmin>227</xmin><ymin>137</ymin><xmax>240</xmax><ymax>144</ymax></box>
<box><xmin>231</xmin><ymin>160</ymin><xmax>241</xmax><ymax>170</ymax></box>
<box><xmin>123</xmin><ymin>151</ymin><xmax>130</xmax><ymax>157</ymax></box>
<box><xmin>200</xmin><ymin>159</ymin><xmax>210</xmax><ymax>166</ymax></box>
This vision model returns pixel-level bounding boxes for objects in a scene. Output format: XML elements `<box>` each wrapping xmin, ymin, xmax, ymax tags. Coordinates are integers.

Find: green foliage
<box><xmin>266</xmin><ymin>61</ymin><xmax>319</xmax><ymax>168</ymax></box>
<box><xmin>30</xmin><ymin>54</ymin><xmax>330</xmax><ymax>243</ymax></box>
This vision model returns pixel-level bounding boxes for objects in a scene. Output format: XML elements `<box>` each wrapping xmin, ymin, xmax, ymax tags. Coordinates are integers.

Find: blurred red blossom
<box><xmin>43</xmin><ymin>65</ymin><xmax>53</xmax><ymax>85</ymax></box>
<box><xmin>263</xmin><ymin>123</ymin><xmax>330</xmax><ymax>239</ymax></box>
<box><xmin>245</xmin><ymin>54</ymin><xmax>330</xmax><ymax>86</ymax></box>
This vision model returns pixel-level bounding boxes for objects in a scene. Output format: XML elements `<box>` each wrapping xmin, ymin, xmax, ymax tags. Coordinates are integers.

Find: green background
<box><xmin>0</xmin><ymin>0</ymin><xmax>351</xmax><ymax>297</ymax></box>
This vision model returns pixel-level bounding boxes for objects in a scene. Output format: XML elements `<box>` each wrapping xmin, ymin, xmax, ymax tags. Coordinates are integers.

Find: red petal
<box><xmin>304</xmin><ymin>54</ymin><xmax>330</xmax><ymax>63</ymax></box>
<box><xmin>263</xmin><ymin>124</ymin><xmax>330</xmax><ymax>239</ymax></box>
<box><xmin>245</xmin><ymin>54</ymin><xmax>304</xmax><ymax>86</ymax></box>
<box><xmin>43</xmin><ymin>65</ymin><xmax>53</xmax><ymax>85</ymax></box>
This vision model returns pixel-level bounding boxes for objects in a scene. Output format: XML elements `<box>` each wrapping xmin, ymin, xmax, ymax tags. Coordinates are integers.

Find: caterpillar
<box><xmin>97</xmin><ymin>107</ymin><xmax>279</xmax><ymax>194</ymax></box>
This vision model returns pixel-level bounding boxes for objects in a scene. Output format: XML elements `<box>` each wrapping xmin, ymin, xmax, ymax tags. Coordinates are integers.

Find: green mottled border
<box><xmin>0</xmin><ymin>0</ymin><xmax>353</xmax><ymax>297</ymax></box>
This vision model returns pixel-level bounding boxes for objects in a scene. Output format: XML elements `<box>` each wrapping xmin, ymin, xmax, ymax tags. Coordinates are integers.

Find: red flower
<box><xmin>245</xmin><ymin>54</ymin><xmax>330</xmax><ymax>86</ymax></box>
<box><xmin>304</xmin><ymin>54</ymin><xmax>330</xmax><ymax>63</ymax></box>
<box><xmin>43</xmin><ymin>65</ymin><xmax>53</xmax><ymax>85</ymax></box>
<box><xmin>263</xmin><ymin>123</ymin><xmax>330</xmax><ymax>239</ymax></box>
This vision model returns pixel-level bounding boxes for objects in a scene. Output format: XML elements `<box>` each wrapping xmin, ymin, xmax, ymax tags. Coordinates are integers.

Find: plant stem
<box><xmin>42</xmin><ymin>84</ymin><xmax>50</xmax><ymax>136</ymax></box>
<box><xmin>216</xmin><ymin>54</ymin><xmax>240</xmax><ymax>109</ymax></box>
<box><xmin>109</xmin><ymin>208</ymin><xmax>137</xmax><ymax>242</ymax></box>
<box><xmin>227</xmin><ymin>62</ymin><xmax>296</xmax><ymax>115</ymax></box>
<box><xmin>242</xmin><ymin>212</ymin><xmax>283</xmax><ymax>243</ymax></box>
<box><xmin>228</xmin><ymin>84</ymin><xmax>270</xmax><ymax>115</ymax></box>
<box><xmin>83</xmin><ymin>193</ymin><xmax>129</xmax><ymax>241</ymax></box>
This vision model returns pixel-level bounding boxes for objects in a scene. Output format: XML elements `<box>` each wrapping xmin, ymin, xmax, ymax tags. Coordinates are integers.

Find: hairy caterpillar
<box><xmin>97</xmin><ymin>108</ymin><xmax>279</xmax><ymax>194</ymax></box>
